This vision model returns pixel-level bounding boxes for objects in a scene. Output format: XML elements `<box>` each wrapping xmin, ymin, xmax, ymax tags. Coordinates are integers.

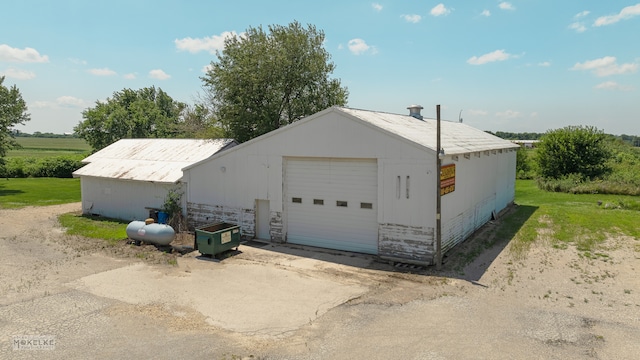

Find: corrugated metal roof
<box><xmin>73</xmin><ymin>138</ymin><xmax>236</xmax><ymax>183</ymax></box>
<box><xmin>338</xmin><ymin>107</ymin><xmax>519</xmax><ymax>154</ymax></box>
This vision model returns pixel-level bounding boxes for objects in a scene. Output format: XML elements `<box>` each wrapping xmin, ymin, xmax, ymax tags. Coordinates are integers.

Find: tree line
<box><xmin>13</xmin><ymin>131</ymin><xmax>77</xmax><ymax>138</ymax></box>
<box><xmin>491</xmin><ymin>131</ymin><xmax>640</xmax><ymax>147</ymax></box>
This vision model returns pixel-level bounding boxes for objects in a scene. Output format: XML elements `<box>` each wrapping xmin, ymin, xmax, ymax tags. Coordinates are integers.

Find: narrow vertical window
<box><xmin>406</xmin><ymin>176</ymin><xmax>410</xmax><ymax>199</ymax></box>
<box><xmin>396</xmin><ymin>176</ymin><xmax>401</xmax><ymax>199</ymax></box>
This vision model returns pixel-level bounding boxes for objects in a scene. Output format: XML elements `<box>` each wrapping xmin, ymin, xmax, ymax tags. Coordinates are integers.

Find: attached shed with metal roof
<box><xmin>183</xmin><ymin>106</ymin><xmax>519</xmax><ymax>265</ymax></box>
<box><xmin>73</xmin><ymin>138</ymin><xmax>237</xmax><ymax>221</ymax></box>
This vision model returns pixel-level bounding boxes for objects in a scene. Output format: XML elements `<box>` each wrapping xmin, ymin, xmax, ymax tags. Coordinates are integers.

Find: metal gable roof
<box><xmin>338</xmin><ymin>107</ymin><xmax>519</xmax><ymax>154</ymax></box>
<box><xmin>183</xmin><ymin>106</ymin><xmax>520</xmax><ymax>172</ymax></box>
<box><xmin>73</xmin><ymin>138</ymin><xmax>236</xmax><ymax>183</ymax></box>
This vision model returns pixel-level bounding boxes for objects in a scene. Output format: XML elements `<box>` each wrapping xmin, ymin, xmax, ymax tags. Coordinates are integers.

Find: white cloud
<box><xmin>201</xmin><ymin>64</ymin><xmax>213</xmax><ymax>73</ymax></box>
<box><xmin>594</xmin><ymin>81</ymin><xmax>634</xmax><ymax>91</ymax></box>
<box><xmin>348</xmin><ymin>38</ymin><xmax>375</xmax><ymax>55</ymax></box>
<box><xmin>56</xmin><ymin>96</ymin><xmax>85</xmax><ymax>107</ymax></box>
<box><xmin>372</xmin><ymin>3</ymin><xmax>382</xmax><ymax>12</ymax></box>
<box><xmin>68</xmin><ymin>58</ymin><xmax>87</xmax><ymax>65</ymax></box>
<box><xmin>538</xmin><ymin>61</ymin><xmax>551</xmax><ymax>67</ymax></box>
<box><xmin>30</xmin><ymin>96</ymin><xmax>86</xmax><ymax>110</ymax></box>
<box><xmin>569</xmin><ymin>10</ymin><xmax>591</xmax><ymax>32</ymax></box>
<box><xmin>123</xmin><ymin>73</ymin><xmax>136</xmax><ymax>79</ymax></box>
<box><xmin>496</xmin><ymin>110</ymin><xmax>522</xmax><ymax>119</ymax></box>
<box><xmin>574</xmin><ymin>10</ymin><xmax>590</xmax><ymax>19</ymax></box>
<box><xmin>0</xmin><ymin>67</ymin><xmax>36</xmax><ymax>80</ymax></box>
<box><xmin>468</xmin><ymin>109</ymin><xmax>488</xmax><ymax>116</ymax></box>
<box><xmin>569</xmin><ymin>22</ymin><xmax>587</xmax><ymax>33</ymax></box>
<box><xmin>402</xmin><ymin>14</ymin><xmax>422</xmax><ymax>23</ymax></box>
<box><xmin>149</xmin><ymin>69</ymin><xmax>170</xmax><ymax>80</ymax></box>
<box><xmin>498</xmin><ymin>2</ymin><xmax>515</xmax><ymax>11</ymax></box>
<box><xmin>481</xmin><ymin>10</ymin><xmax>491</xmax><ymax>17</ymax></box>
<box><xmin>31</xmin><ymin>101</ymin><xmax>51</xmax><ymax>109</ymax></box>
<box><xmin>467</xmin><ymin>49</ymin><xmax>514</xmax><ymax>65</ymax></box>
<box><xmin>0</xmin><ymin>44</ymin><xmax>49</xmax><ymax>63</ymax></box>
<box><xmin>175</xmin><ymin>31</ymin><xmax>239</xmax><ymax>54</ymax></box>
<box><xmin>530</xmin><ymin>112</ymin><xmax>538</xmax><ymax>118</ymax></box>
<box><xmin>430</xmin><ymin>3</ymin><xmax>450</xmax><ymax>16</ymax></box>
<box><xmin>571</xmin><ymin>56</ymin><xmax>638</xmax><ymax>77</ymax></box>
<box><xmin>594</xmin><ymin>4</ymin><xmax>640</xmax><ymax>27</ymax></box>
<box><xmin>572</xmin><ymin>56</ymin><xmax>616</xmax><ymax>70</ymax></box>
<box><xmin>88</xmin><ymin>68</ymin><xmax>117</xmax><ymax>76</ymax></box>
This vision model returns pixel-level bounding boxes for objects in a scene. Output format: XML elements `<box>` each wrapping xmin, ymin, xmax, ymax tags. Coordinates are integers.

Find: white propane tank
<box><xmin>126</xmin><ymin>220</ymin><xmax>175</xmax><ymax>246</ymax></box>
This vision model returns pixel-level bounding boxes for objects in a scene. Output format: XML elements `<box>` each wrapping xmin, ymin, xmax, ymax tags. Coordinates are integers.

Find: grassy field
<box><xmin>8</xmin><ymin>137</ymin><xmax>91</xmax><ymax>158</ymax></box>
<box><xmin>0</xmin><ymin>178</ymin><xmax>81</xmax><ymax>209</ymax></box>
<box><xmin>509</xmin><ymin>180</ymin><xmax>640</xmax><ymax>258</ymax></box>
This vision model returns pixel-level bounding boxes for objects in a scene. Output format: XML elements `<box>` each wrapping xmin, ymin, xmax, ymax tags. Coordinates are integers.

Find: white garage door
<box><xmin>285</xmin><ymin>158</ymin><xmax>378</xmax><ymax>254</ymax></box>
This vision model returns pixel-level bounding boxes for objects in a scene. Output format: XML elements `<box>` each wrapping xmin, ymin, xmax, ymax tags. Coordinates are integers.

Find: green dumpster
<box><xmin>195</xmin><ymin>222</ymin><xmax>241</xmax><ymax>256</ymax></box>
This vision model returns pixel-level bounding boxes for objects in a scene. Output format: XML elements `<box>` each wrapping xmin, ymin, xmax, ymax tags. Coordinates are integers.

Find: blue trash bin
<box><xmin>157</xmin><ymin>211</ymin><xmax>169</xmax><ymax>224</ymax></box>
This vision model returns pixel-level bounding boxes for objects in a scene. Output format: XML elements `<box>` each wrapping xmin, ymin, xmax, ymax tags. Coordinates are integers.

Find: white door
<box><xmin>285</xmin><ymin>158</ymin><xmax>378</xmax><ymax>254</ymax></box>
<box><xmin>256</xmin><ymin>199</ymin><xmax>270</xmax><ymax>240</ymax></box>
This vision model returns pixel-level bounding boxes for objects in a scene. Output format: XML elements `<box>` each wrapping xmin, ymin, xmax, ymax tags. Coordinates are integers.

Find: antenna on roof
<box><xmin>459</xmin><ymin>110</ymin><xmax>463</xmax><ymax>123</ymax></box>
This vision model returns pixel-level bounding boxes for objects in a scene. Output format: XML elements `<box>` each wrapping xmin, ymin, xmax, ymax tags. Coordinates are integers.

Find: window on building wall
<box><xmin>292</xmin><ymin>197</ymin><xmax>302</xmax><ymax>203</ymax></box>
<box><xmin>313</xmin><ymin>199</ymin><xmax>324</xmax><ymax>205</ymax></box>
<box><xmin>406</xmin><ymin>176</ymin><xmax>410</xmax><ymax>199</ymax></box>
<box><xmin>336</xmin><ymin>201</ymin><xmax>348</xmax><ymax>207</ymax></box>
<box><xmin>361</xmin><ymin>202</ymin><xmax>373</xmax><ymax>209</ymax></box>
<box><xmin>396</xmin><ymin>176</ymin><xmax>401</xmax><ymax>199</ymax></box>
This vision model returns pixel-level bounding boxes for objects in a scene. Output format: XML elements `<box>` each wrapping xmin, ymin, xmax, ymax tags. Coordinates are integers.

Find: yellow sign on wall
<box><xmin>440</xmin><ymin>164</ymin><xmax>455</xmax><ymax>196</ymax></box>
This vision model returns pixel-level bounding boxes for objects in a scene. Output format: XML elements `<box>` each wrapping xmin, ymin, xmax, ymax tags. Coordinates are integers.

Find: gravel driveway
<box><xmin>1</xmin><ymin>203</ymin><xmax>638</xmax><ymax>359</ymax></box>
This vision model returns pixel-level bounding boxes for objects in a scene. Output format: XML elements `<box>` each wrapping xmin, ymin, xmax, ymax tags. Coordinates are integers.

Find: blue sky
<box><xmin>1</xmin><ymin>1</ymin><xmax>639</xmax><ymax>135</ymax></box>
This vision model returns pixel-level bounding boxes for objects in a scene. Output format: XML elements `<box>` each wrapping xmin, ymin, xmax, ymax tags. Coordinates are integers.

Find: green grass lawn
<box><xmin>58</xmin><ymin>213</ymin><xmax>128</xmax><ymax>245</ymax></box>
<box><xmin>8</xmin><ymin>137</ymin><xmax>91</xmax><ymax>158</ymax></box>
<box><xmin>510</xmin><ymin>180</ymin><xmax>640</xmax><ymax>257</ymax></box>
<box><xmin>0</xmin><ymin>178</ymin><xmax>81</xmax><ymax>209</ymax></box>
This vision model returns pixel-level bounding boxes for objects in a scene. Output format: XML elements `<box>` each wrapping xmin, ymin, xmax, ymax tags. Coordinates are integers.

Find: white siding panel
<box><xmin>496</xmin><ymin>150</ymin><xmax>516</xmax><ymax>211</ymax></box>
<box><xmin>81</xmin><ymin>177</ymin><xmax>176</xmax><ymax>221</ymax></box>
<box><xmin>285</xmin><ymin>158</ymin><xmax>378</xmax><ymax>254</ymax></box>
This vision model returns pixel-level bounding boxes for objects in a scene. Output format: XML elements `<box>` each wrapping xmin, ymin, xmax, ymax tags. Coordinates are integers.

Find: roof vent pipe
<box><xmin>407</xmin><ymin>105</ymin><xmax>424</xmax><ymax>120</ymax></box>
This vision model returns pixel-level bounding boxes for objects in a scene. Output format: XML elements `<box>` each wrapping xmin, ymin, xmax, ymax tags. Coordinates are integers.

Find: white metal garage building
<box><xmin>73</xmin><ymin>138</ymin><xmax>237</xmax><ymax>221</ymax></box>
<box><xmin>183</xmin><ymin>106</ymin><xmax>519</xmax><ymax>265</ymax></box>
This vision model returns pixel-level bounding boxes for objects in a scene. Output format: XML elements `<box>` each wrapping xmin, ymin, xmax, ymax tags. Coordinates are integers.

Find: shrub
<box><xmin>0</xmin><ymin>155</ymin><xmax>84</xmax><ymax>178</ymax></box>
<box><xmin>162</xmin><ymin>186</ymin><xmax>186</xmax><ymax>231</ymax></box>
<box><xmin>536</xmin><ymin>126</ymin><xmax>611</xmax><ymax>180</ymax></box>
<box><xmin>537</xmin><ymin>173</ymin><xmax>586</xmax><ymax>193</ymax></box>
<box><xmin>516</xmin><ymin>147</ymin><xmax>537</xmax><ymax>179</ymax></box>
<box><xmin>34</xmin><ymin>156</ymin><xmax>84</xmax><ymax>178</ymax></box>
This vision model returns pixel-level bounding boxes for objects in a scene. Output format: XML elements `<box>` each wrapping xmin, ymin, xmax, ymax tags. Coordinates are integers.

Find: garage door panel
<box><xmin>286</xmin><ymin>158</ymin><xmax>378</xmax><ymax>254</ymax></box>
<box><xmin>287</xmin><ymin>234</ymin><xmax>375</xmax><ymax>254</ymax></box>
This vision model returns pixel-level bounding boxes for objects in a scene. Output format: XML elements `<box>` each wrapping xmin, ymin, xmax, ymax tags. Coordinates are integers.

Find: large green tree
<box><xmin>536</xmin><ymin>125</ymin><xmax>611</xmax><ymax>179</ymax></box>
<box><xmin>75</xmin><ymin>87</ymin><xmax>186</xmax><ymax>150</ymax></box>
<box><xmin>174</xmin><ymin>103</ymin><xmax>225</xmax><ymax>139</ymax></box>
<box><xmin>201</xmin><ymin>21</ymin><xmax>348</xmax><ymax>142</ymax></box>
<box><xmin>0</xmin><ymin>76</ymin><xmax>30</xmax><ymax>163</ymax></box>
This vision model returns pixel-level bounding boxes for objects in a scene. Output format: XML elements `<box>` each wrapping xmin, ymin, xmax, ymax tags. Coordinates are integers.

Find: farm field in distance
<box><xmin>8</xmin><ymin>137</ymin><xmax>91</xmax><ymax>158</ymax></box>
